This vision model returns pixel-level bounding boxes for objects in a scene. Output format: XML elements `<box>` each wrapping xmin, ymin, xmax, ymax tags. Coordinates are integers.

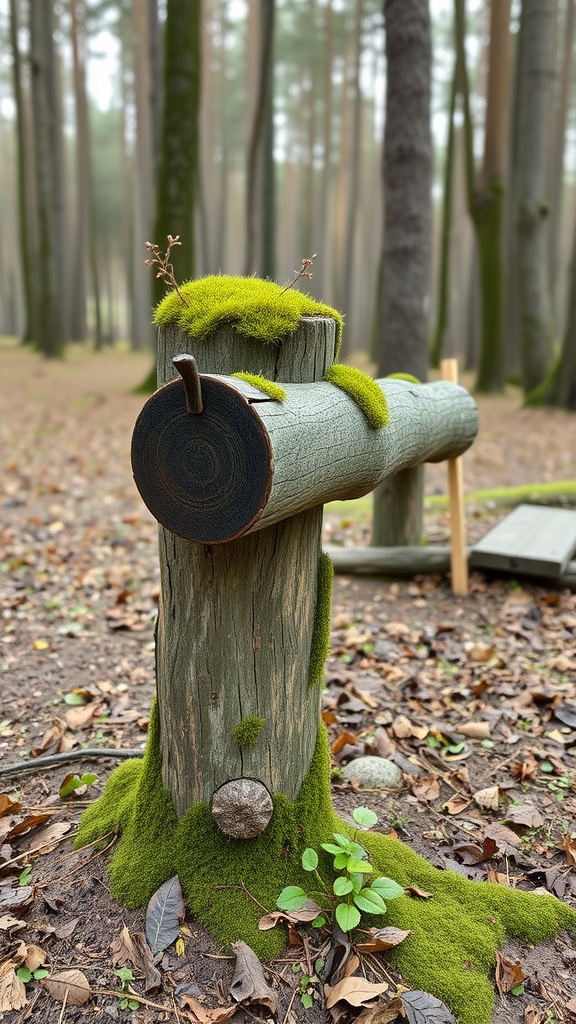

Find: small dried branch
<box><xmin>280</xmin><ymin>253</ymin><xmax>318</xmax><ymax>294</ymax></box>
<box><xmin>145</xmin><ymin>235</ymin><xmax>189</xmax><ymax>307</ymax></box>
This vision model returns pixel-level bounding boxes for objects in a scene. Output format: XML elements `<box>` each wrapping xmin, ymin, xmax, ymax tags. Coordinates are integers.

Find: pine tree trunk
<box><xmin>516</xmin><ymin>0</ymin><xmax>557</xmax><ymax>394</ymax></box>
<box><xmin>9</xmin><ymin>0</ymin><xmax>35</xmax><ymax>345</ymax></box>
<box><xmin>155</xmin><ymin>318</ymin><xmax>335</xmax><ymax>817</ymax></box>
<box><xmin>373</xmin><ymin>0</ymin><xmax>431</xmax><ymax>546</ymax></box>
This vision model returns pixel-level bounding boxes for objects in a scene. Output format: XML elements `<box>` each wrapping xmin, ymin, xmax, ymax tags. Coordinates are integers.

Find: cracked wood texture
<box><xmin>155</xmin><ymin>317</ymin><xmax>335</xmax><ymax>815</ymax></box>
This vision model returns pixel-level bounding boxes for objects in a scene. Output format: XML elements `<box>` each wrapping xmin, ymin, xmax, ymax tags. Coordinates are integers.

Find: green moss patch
<box><xmin>324</xmin><ymin>364</ymin><xmax>388</xmax><ymax>429</ymax></box>
<box><xmin>233</xmin><ymin>716</ymin><xmax>265</xmax><ymax>749</ymax></box>
<box><xmin>231</xmin><ymin>373</ymin><xmax>286</xmax><ymax>402</ymax></box>
<box><xmin>153</xmin><ymin>275</ymin><xmax>343</xmax><ymax>354</ymax></box>
<box><xmin>77</xmin><ymin>708</ymin><xmax>575</xmax><ymax>1024</ymax></box>
<box><xmin>308</xmin><ymin>552</ymin><xmax>334</xmax><ymax>686</ymax></box>
<box><xmin>386</xmin><ymin>372</ymin><xmax>421</xmax><ymax>385</ymax></box>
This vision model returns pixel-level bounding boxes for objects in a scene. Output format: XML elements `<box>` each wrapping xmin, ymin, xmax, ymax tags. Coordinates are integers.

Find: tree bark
<box><xmin>516</xmin><ymin>0</ymin><xmax>557</xmax><ymax>394</ymax></box>
<box><xmin>9</xmin><ymin>0</ymin><xmax>36</xmax><ymax>344</ymax></box>
<box><xmin>549</xmin><ymin>212</ymin><xmax>576</xmax><ymax>409</ymax></box>
<box><xmin>373</xmin><ymin>0</ymin><xmax>431</xmax><ymax>547</ymax></box>
<box><xmin>244</xmin><ymin>0</ymin><xmax>275</xmax><ymax>278</ymax></box>
<box><xmin>29</xmin><ymin>0</ymin><xmax>66</xmax><ymax>357</ymax></box>
<box><xmin>155</xmin><ymin>318</ymin><xmax>335</xmax><ymax>817</ymax></box>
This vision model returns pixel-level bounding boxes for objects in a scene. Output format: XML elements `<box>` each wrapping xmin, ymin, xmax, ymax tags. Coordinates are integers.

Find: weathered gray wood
<box><xmin>156</xmin><ymin>318</ymin><xmax>335</xmax><ymax>815</ymax></box>
<box><xmin>133</xmin><ymin>374</ymin><xmax>478</xmax><ymax>544</ymax></box>
<box><xmin>327</xmin><ymin>544</ymin><xmax>576</xmax><ymax>590</ymax></box>
<box><xmin>470</xmin><ymin>504</ymin><xmax>576</xmax><ymax>577</ymax></box>
<box><xmin>326</xmin><ymin>545</ymin><xmax>456</xmax><ymax>576</ymax></box>
<box><xmin>372</xmin><ymin>467</ymin><xmax>424</xmax><ymax>547</ymax></box>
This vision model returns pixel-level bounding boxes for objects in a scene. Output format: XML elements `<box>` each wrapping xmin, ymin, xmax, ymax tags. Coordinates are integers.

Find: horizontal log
<box><xmin>131</xmin><ymin>375</ymin><xmax>478</xmax><ymax>544</ymax></box>
<box><xmin>326</xmin><ymin>545</ymin><xmax>576</xmax><ymax>589</ymax></box>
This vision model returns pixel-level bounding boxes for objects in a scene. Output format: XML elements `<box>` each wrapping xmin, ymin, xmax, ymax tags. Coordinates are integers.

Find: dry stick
<box><xmin>0</xmin><ymin>748</ymin><xmax>143</xmax><ymax>777</ymax></box>
<box><xmin>1</xmin><ymin>827</ymin><xmax>79</xmax><ymax>870</ymax></box>
<box><xmin>441</xmin><ymin>358</ymin><xmax>469</xmax><ymax>596</ymax></box>
<box><xmin>38</xmin><ymin>834</ymin><xmax>117</xmax><ymax>888</ymax></box>
<box><xmin>282</xmin><ymin>983</ymin><xmax>299</xmax><ymax>1024</ymax></box>
<box><xmin>57</xmin><ymin>987</ymin><xmax>68</xmax><ymax>1024</ymax></box>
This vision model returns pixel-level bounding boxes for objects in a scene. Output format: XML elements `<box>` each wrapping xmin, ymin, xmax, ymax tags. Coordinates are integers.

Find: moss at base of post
<box><xmin>77</xmin><ymin>704</ymin><xmax>575</xmax><ymax>1024</ymax></box>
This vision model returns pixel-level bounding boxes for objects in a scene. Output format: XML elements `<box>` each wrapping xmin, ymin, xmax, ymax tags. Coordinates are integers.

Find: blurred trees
<box><xmin>0</xmin><ymin>0</ymin><xmax>575</xmax><ymax>412</ymax></box>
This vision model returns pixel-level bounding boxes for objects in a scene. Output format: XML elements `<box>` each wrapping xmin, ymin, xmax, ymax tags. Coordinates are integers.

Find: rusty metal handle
<box><xmin>172</xmin><ymin>354</ymin><xmax>203</xmax><ymax>414</ymax></box>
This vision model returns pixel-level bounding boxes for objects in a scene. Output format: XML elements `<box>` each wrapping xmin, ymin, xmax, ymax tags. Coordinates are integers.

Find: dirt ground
<box><xmin>1</xmin><ymin>340</ymin><xmax>576</xmax><ymax>1024</ymax></box>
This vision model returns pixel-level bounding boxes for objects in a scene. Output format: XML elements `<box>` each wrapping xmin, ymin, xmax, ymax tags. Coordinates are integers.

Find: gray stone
<box><xmin>341</xmin><ymin>756</ymin><xmax>403</xmax><ymax>789</ymax></box>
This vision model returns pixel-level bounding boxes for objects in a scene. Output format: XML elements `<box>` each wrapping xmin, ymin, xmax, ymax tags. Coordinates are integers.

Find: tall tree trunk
<box><xmin>547</xmin><ymin>0</ymin><xmax>574</xmax><ymax>324</ymax></box>
<box><xmin>372</xmin><ymin>0</ymin><xmax>431</xmax><ymax>547</ymax></box>
<box><xmin>549</xmin><ymin>211</ymin><xmax>576</xmax><ymax>408</ymax></box>
<box><xmin>456</xmin><ymin>0</ymin><xmax>511</xmax><ymax>393</ymax></box>
<box><xmin>341</xmin><ymin>0</ymin><xmax>364</xmax><ymax>343</ymax></box>
<box><xmin>316</xmin><ymin>0</ymin><xmax>334</xmax><ymax>298</ymax></box>
<box><xmin>430</xmin><ymin>59</ymin><xmax>457</xmax><ymax>368</ymax></box>
<box><xmin>516</xmin><ymin>0</ymin><xmax>557</xmax><ymax>394</ymax></box>
<box><xmin>132</xmin><ymin>0</ymin><xmax>156</xmax><ymax>349</ymax></box>
<box><xmin>9</xmin><ymin>0</ymin><xmax>36</xmax><ymax>344</ymax></box>
<box><xmin>244</xmin><ymin>0</ymin><xmax>275</xmax><ymax>277</ymax></box>
<box><xmin>29</xmin><ymin>0</ymin><xmax>66</xmax><ymax>357</ymax></box>
<box><xmin>504</xmin><ymin>24</ymin><xmax>523</xmax><ymax>379</ymax></box>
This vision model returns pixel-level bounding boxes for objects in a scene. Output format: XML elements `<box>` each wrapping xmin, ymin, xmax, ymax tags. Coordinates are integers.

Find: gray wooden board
<box><xmin>470</xmin><ymin>504</ymin><xmax>576</xmax><ymax>577</ymax></box>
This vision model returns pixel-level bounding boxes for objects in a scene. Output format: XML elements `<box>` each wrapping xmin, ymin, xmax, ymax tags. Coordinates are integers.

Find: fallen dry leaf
<box><xmin>24</xmin><ymin>944</ymin><xmax>46</xmax><ymax>971</ymax></box>
<box><xmin>565</xmin><ymin>997</ymin><xmax>576</xmax><ymax>1013</ymax></box>
<box><xmin>355</xmin><ymin>927</ymin><xmax>411</xmax><ymax>953</ymax></box>
<box><xmin>42</xmin><ymin>969</ymin><xmax>91</xmax><ymax>1005</ymax></box>
<box><xmin>0</xmin><ymin>969</ymin><xmax>27</xmax><ymax>1012</ymax></box>
<box><xmin>111</xmin><ymin>924</ymin><xmax>161</xmax><ymax>993</ymax></box>
<box><xmin>23</xmin><ymin>821</ymin><xmax>72</xmax><ymax>853</ymax></box>
<box><xmin>495</xmin><ymin>951</ymin><xmax>526</xmax><ymax>995</ymax></box>
<box><xmin>30</xmin><ymin>721</ymin><xmax>67</xmax><ymax>757</ymax></box>
<box><xmin>402</xmin><ymin>989</ymin><xmax>457</xmax><ymax>1024</ymax></box>
<box><xmin>5</xmin><ymin>812</ymin><xmax>55</xmax><ymax>842</ymax></box>
<box><xmin>0</xmin><ymin>794</ymin><xmax>21</xmax><ymax>817</ymax></box>
<box><xmin>504</xmin><ymin>804</ymin><xmax>544</xmax><ymax>829</ymax></box>
<box><xmin>230</xmin><ymin>941</ymin><xmax>278</xmax><ymax>1013</ymax></box>
<box><xmin>258</xmin><ymin>899</ymin><xmax>322</xmax><ymax>931</ymax></box>
<box><xmin>412</xmin><ymin>777</ymin><xmax>440</xmax><ymax>802</ymax></box>
<box><xmin>354</xmin><ymin>994</ymin><xmax>406</xmax><ymax>1024</ymax></box>
<box><xmin>523</xmin><ymin>1005</ymin><xmax>544</xmax><ymax>1024</ymax></box>
<box><xmin>0</xmin><ymin>914</ymin><xmax>26</xmax><ymax>932</ymax></box>
<box><xmin>442</xmin><ymin>796</ymin><xmax>472</xmax><ymax>816</ymax></box>
<box><xmin>145</xmin><ymin>875</ymin><xmax>185</xmax><ymax>955</ymax></box>
<box><xmin>332</xmin><ymin>731</ymin><xmax>359</xmax><ymax>755</ymax></box>
<box><xmin>457</xmin><ymin>722</ymin><xmax>490</xmax><ymax>740</ymax></box>
<box><xmin>325</xmin><ymin>975</ymin><xmax>389</xmax><ymax>1009</ymax></box>
<box><xmin>179</xmin><ymin>996</ymin><xmax>238</xmax><ymax>1024</ymax></box>
<box><xmin>452</xmin><ymin>837</ymin><xmax>498</xmax><ymax>864</ymax></box>
<box><xmin>473</xmin><ymin>785</ymin><xmax>500</xmax><ymax>811</ymax></box>
<box><xmin>562</xmin><ymin>834</ymin><xmax>576</xmax><ymax>869</ymax></box>
<box><xmin>404</xmin><ymin>886</ymin><xmax>432</xmax><ymax>899</ymax></box>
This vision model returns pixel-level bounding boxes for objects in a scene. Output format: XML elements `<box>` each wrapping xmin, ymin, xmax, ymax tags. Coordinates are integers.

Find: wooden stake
<box><xmin>441</xmin><ymin>358</ymin><xmax>468</xmax><ymax>595</ymax></box>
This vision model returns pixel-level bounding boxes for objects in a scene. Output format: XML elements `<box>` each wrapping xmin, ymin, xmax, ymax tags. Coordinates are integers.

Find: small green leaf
<box><xmin>335</xmin><ymin>902</ymin><xmax>361</xmax><ymax>932</ymax></box>
<box><xmin>510</xmin><ymin>984</ymin><xmax>524</xmax><ymax>996</ymax></box>
<box><xmin>315</xmin><ymin>958</ymin><xmax>325</xmax><ymax>973</ymax></box>
<box><xmin>321</xmin><ymin>842</ymin><xmax>345</xmax><ymax>856</ymax></box>
<box><xmin>115</xmin><ymin>966</ymin><xmax>134</xmax><ymax>985</ymax></box>
<box><xmin>445</xmin><ymin>742</ymin><xmax>467</xmax><ymax>755</ymax></box>
<box><xmin>353</xmin><ymin>888</ymin><xmax>387</xmax><ymax>914</ymax></box>
<box><xmin>481</xmin><ymin>739</ymin><xmax>495</xmax><ymax>749</ymax></box>
<box><xmin>79</xmin><ymin>773</ymin><xmax>97</xmax><ymax>786</ymax></box>
<box><xmin>277</xmin><ymin>886</ymin><xmax>308</xmax><ymax>911</ymax></box>
<box><xmin>352</xmin><ymin>806</ymin><xmax>377</xmax><ymax>828</ymax></box>
<box><xmin>59</xmin><ymin>774</ymin><xmax>84</xmax><ymax>798</ymax></box>
<box><xmin>350</xmin><ymin>872</ymin><xmax>364</xmax><ymax>893</ymax></box>
<box><xmin>128</xmin><ymin>1000</ymin><xmax>140</xmax><ymax>1010</ymax></box>
<box><xmin>539</xmin><ymin>761</ymin><xmax>554</xmax><ymax>773</ymax></box>
<box><xmin>332</xmin><ymin>833</ymin><xmax>353</xmax><ymax>850</ymax></box>
<box><xmin>312</xmin><ymin>913</ymin><xmax>326</xmax><ymax>928</ymax></box>
<box><xmin>301</xmin><ymin>993</ymin><xmax>313</xmax><ymax>1009</ymax></box>
<box><xmin>64</xmin><ymin>692</ymin><xmax>86</xmax><ymax>706</ymax></box>
<box><xmin>333</xmin><ymin>852</ymin><xmax>349</xmax><ymax>870</ymax></box>
<box><xmin>33</xmin><ymin>968</ymin><xmax>50</xmax><ymax>980</ymax></box>
<box><xmin>370</xmin><ymin>876</ymin><xmax>405</xmax><ymax>900</ymax></box>
<box><xmin>346</xmin><ymin>857</ymin><xmax>373</xmax><ymax>874</ymax></box>
<box><xmin>333</xmin><ymin>876</ymin><xmax>353</xmax><ymax>896</ymax></box>
<box><xmin>16</xmin><ymin>967</ymin><xmax>32</xmax><ymax>983</ymax></box>
<box><xmin>301</xmin><ymin>848</ymin><xmax>318</xmax><ymax>871</ymax></box>
<box><xmin>19</xmin><ymin>865</ymin><xmax>32</xmax><ymax>886</ymax></box>
<box><xmin>119</xmin><ymin>997</ymin><xmax>128</xmax><ymax>1009</ymax></box>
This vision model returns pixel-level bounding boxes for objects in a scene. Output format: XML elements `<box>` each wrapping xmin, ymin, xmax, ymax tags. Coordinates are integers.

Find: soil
<box><xmin>1</xmin><ymin>341</ymin><xmax>576</xmax><ymax>1024</ymax></box>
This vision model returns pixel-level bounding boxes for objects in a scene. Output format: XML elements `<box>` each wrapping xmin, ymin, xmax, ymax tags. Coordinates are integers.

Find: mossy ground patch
<box><xmin>77</xmin><ymin>705</ymin><xmax>575</xmax><ymax>1024</ymax></box>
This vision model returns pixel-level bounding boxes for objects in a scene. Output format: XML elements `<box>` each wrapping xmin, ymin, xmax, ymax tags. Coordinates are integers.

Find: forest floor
<box><xmin>1</xmin><ymin>339</ymin><xmax>576</xmax><ymax>1024</ymax></box>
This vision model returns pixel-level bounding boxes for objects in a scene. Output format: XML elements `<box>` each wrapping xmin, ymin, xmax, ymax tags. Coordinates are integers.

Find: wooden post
<box><xmin>441</xmin><ymin>358</ymin><xmax>468</xmax><ymax>595</ymax></box>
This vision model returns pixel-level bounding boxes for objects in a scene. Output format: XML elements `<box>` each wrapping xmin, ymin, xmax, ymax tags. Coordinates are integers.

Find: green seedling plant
<box><xmin>115</xmin><ymin>967</ymin><xmax>139</xmax><ymax>1011</ymax></box>
<box><xmin>16</xmin><ymin>966</ymin><xmax>50</xmax><ymax>984</ymax></box>
<box><xmin>276</xmin><ymin>806</ymin><xmax>404</xmax><ymax>933</ymax></box>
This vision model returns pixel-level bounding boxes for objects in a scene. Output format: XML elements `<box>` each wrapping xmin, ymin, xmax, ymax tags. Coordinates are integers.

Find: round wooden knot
<box><xmin>131</xmin><ymin>376</ymin><xmax>272</xmax><ymax>543</ymax></box>
<box><xmin>211</xmin><ymin>778</ymin><xmax>273</xmax><ymax>839</ymax></box>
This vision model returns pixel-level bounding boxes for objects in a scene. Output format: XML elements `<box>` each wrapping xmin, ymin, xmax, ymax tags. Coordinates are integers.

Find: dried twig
<box><xmin>145</xmin><ymin>235</ymin><xmax>189</xmax><ymax>307</ymax></box>
<box><xmin>280</xmin><ymin>254</ymin><xmax>317</xmax><ymax>294</ymax></box>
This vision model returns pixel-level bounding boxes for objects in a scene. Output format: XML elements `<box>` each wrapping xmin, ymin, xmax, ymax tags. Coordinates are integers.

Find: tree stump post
<box><xmin>155</xmin><ymin>318</ymin><xmax>335</xmax><ymax>821</ymax></box>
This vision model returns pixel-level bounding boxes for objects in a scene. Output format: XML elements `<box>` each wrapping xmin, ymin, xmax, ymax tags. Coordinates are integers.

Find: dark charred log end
<box><xmin>211</xmin><ymin>778</ymin><xmax>273</xmax><ymax>839</ymax></box>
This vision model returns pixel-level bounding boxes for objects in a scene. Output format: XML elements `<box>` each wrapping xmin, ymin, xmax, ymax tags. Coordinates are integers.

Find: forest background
<box><xmin>2</xmin><ymin>0</ymin><xmax>576</xmax><ymax>413</ymax></box>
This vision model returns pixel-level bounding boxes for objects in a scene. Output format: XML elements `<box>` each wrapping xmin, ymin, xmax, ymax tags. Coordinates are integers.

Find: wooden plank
<box><xmin>441</xmin><ymin>358</ymin><xmax>468</xmax><ymax>595</ymax></box>
<box><xmin>470</xmin><ymin>504</ymin><xmax>576</xmax><ymax>577</ymax></box>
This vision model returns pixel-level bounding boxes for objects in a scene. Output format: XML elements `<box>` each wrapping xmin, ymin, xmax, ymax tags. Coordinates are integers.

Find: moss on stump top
<box><xmin>153</xmin><ymin>275</ymin><xmax>343</xmax><ymax>354</ymax></box>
